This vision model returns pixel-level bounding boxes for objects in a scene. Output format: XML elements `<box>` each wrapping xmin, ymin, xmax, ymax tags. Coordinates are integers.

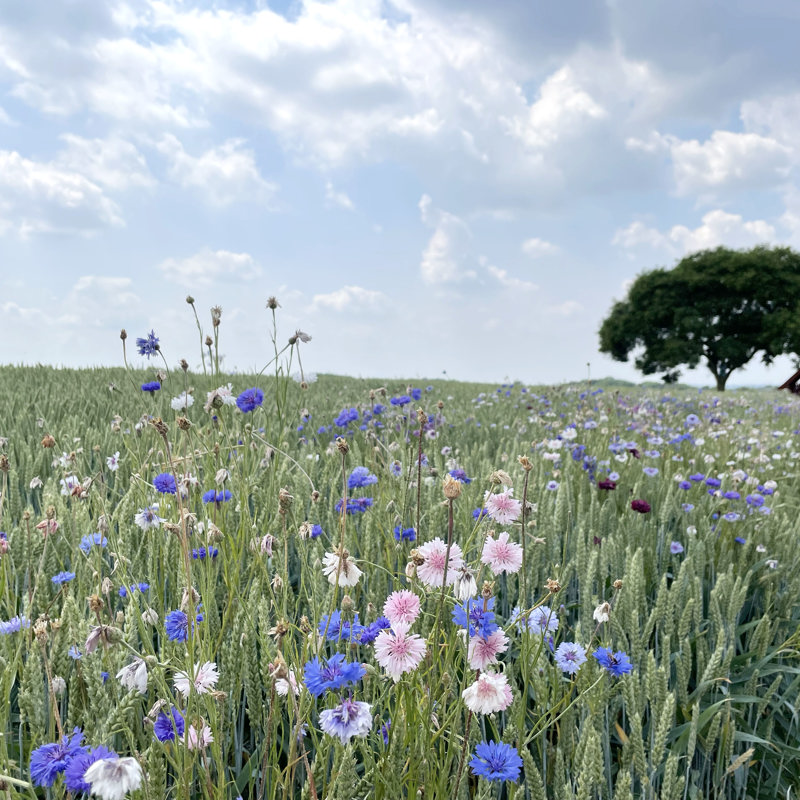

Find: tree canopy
<box><xmin>598</xmin><ymin>245</ymin><xmax>800</xmax><ymax>390</ymax></box>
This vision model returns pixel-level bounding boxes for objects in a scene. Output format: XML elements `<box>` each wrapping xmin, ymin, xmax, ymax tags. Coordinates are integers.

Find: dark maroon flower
<box><xmin>630</xmin><ymin>499</ymin><xmax>651</xmax><ymax>514</ymax></box>
<box><xmin>598</xmin><ymin>480</ymin><xmax>617</xmax><ymax>491</ymax></box>
<box><xmin>628</xmin><ymin>448</ymin><xmax>641</xmax><ymax>459</ymax></box>
<box><xmin>593</xmin><ymin>536</ymin><xmax>602</xmax><ymax>546</ymax></box>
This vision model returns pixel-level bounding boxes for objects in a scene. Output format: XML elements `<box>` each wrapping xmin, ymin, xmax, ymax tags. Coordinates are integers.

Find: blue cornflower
<box><xmin>348</xmin><ymin>467</ymin><xmax>378</xmax><ymax>489</ymax></box>
<box><xmin>79</xmin><ymin>533</ymin><xmax>107</xmax><ymax>554</ymax></box>
<box><xmin>318</xmin><ymin>610</ymin><xmax>365</xmax><ymax>643</ymax></box>
<box><xmin>705</xmin><ymin>477</ymin><xmax>721</xmax><ymax>488</ymax></box>
<box><xmin>689</xmin><ymin>473</ymin><xmax>705</xmax><ymax>482</ymax></box>
<box><xmin>64</xmin><ymin>745</ymin><xmax>117</xmax><ymax>793</ymax></box>
<box><xmin>682</xmin><ymin>503</ymin><xmax>694</xmax><ymax>512</ymax></box>
<box><xmin>723</xmin><ymin>491</ymin><xmax>741</xmax><ymax>500</ymax></box>
<box><xmin>473</xmin><ymin>508</ymin><xmax>489</xmax><ymax>520</ymax></box>
<box><xmin>593</xmin><ymin>646</ymin><xmax>633</xmax><ymax>676</ymax></box>
<box><xmin>373</xmin><ymin>404</ymin><xmax>385</xmax><ymax>415</ymax></box>
<box><xmin>165</xmin><ymin>609</ymin><xmax>203</xmax><ymax>642</ymax></box>
<box><xmin>335</xmin><ymin>497</ymin><xmax>373</xmax><ymax>514</ymax></box>
<box><xmin>29</xmin><ymin>728</ymin><xmax>86</xmax><ymax>787</ymax></box>
<box><xmin>51</xmin><ymin>571</ymin><xmax>76</xmax><ymax>585</ymax></box>
<box><xmin>393</xmin><ymin>525</ymin><xmax>416</xmax><ymax>542</ymax></box>
<box><xmin>411</xmin><ymin>388</ymin><xmax>422</xmax><ymax>400</ymax></box>
<box><xmin>448</xmin><ymin>468</ymin><xmax>472</xmax><ymax>484</ymax></box>
<box><xmin>136</xmin><ymin>330</ymin><xmax>159</xmax><ymax>358</ymax></box>
<box><xmin>381</xmin><ymin>719</ymin><xmax>391</xmax><ymax>745</ymax></box>
<box><xmin>236</xmin><ymin>388</ymin><xmax>264</xmax><ymax>413</ymax></box>
<box><xmin>745</xmin><ymin>493</ymin><xmax>765</xmax><ymax>507</ymax></box>
<box><xmin>310</xmin><ymin>524</ymin><xmax>323</xmax><ymax>538</ymax></box>
<box><xmin>360</xmin><ymin>617</ymin><xmax>391</xmax><ymax>645</ymax></box>
<box><xmin>68</xmin><ymin>646</ymin><xmax>81</xmax><ymax>659</ymax></box>
<box><xmin>153</xmin><ymin>473</ymin><xmax>177</xmax><ymax>494</ymax></box>
<box><xmin>452</xmin><ymin>598</ymin><xmax>498</xmax><ymax>638</ymax></box>
<box><xmin>723</xmin><ymin>512</ymin><xmax>741</xmax><ymax>522</ymax></box>
<box><xmin>100</xmin><ymin>671</ymin><xmax>109</xmax><ymax>683</ymax></box>
<box><xmin>303</xmin><ymin>653</ymin><xmax>365</xmax><ymax>697</ymax></box>
<box><xmin>141</xmin><ymin>381</ymin><xmax>161</xmax><ymax>394</ymax></box>
<box><xmin>202</xmin><ymin>489</ymin><xmax>233</xmax><ymax>505</ymax></box>
<box><xmin>642</xmin><ymin>467</ymin><xmax>659</xmax><ymax>477</ymax></box>
<box><xmin>154</xmin><ymin>707</ymin><xmax>185</xmax><ymax>742</ymax></box>
<box><xmin>192</xmin><ymin>546</ymin><xmax>219</xmax><ymax>560</ymax></box>
<box><xmin>469</xmin><ymin>741</ymin><xmax>523</xmax><ymax>783</ymax></box>
<box><xmin>389</xmin><ymin>461</ymin><xmax>402</xmax><ymax>477</ymax></box>
<box><xmin>670</xmin><ymin>541</ymin><xmax>685</xmax><ymax>554</ymax></box>
<box><xmin>678</xmin><ymin>480</ymin><xmax>692</xmax><ymax>490</ymax></box>
<box><xmin>390</xmin><ymin>395</ymin><xmax>411</xmax><ymax>407</ymax></box>
<box><xmin>334</xmin><ymin>408</ymin><xmax>359</xmax><ymax>427</ymax></box>
<box><xmin>735</xmin><ymin>536</ymin><xmax>747</xmax><ymax>545</ymax></box>
<box><xmin>0</xmin><ymin>615</ymin><xmax>30</xmax><ymax>634</ymax></box>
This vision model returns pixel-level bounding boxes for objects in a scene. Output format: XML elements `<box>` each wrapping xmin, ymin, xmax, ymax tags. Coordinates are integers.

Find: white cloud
<box><xmin>309</xmin><ymin>285</ymin><xmax>388</xmax><ymax>312</ymax></box>
<box><xmin>158</xmin><ymin>249</ymin><xmax>263</xmax><ymax>288</ymax></box>
<box><xmin>626</xmin><ymin>129</ymin><xmax>792</xmax><ymax>197</ymax></box>
<box><xmin>521</xmin><ymin>237</ymin><xmax>559</xmax><ymax>257</ymax></box>
<box><xmin>56</xmin><ymin>134</ymin><xmax>155</xmax><ymax>192</ymax></box>
<box><xmin>487</xmin><ymin>265</ymin><xmax>538</xmax><ymax>292</ymax></box>
<box><xmin>613</xmin><ymin>209</ymin><xmax>776</xmax><ymax>255</ymax></box>
<box><xmin>548</xmin><ymin>300</ymin><xmax>583</xmax><ymax>316</ymax></box>
<box><xmin>325</xmin><ymin>181</ymin><xmax>354</xmax><ymax>210</ymax></box>
<box><xmin>418</xmin><ymin>194</ymin><xmax>474</xmax><ymax>284</ymax></box>
<box><xmin>0</xmin><ymin>149</ymin><xmax>123</xmax><ymax>237</ymax></box>
<box><xmin>510</xmin><ymin>66</ymin><xmax>606</xmax><ymax>149</ymax></box>
<box><xmin>156</xmin><ymin>135</ymin><xmax>277</xmax><ymax>206</ymax></box>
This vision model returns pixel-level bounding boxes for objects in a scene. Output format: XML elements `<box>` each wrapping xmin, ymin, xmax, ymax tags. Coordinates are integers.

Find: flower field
<box><xmin>0</xmin><ymin>325</ymin><xmax>799</xmax><ymax>799</ymax></box>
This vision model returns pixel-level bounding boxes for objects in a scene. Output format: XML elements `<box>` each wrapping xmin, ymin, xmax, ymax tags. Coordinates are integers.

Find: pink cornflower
<box><xmin>174</xmin><ymin>661</ymin><xmax>219</xmax><ymax>698</ymax></box>
<box><xmin>416</xmin><ymin>538</ymin><xmax>464</xmax><ymax>587</ymax></box>
<box><xmin>462</xmin><ymin>671</ymin><xmax>514</xmax><ymax>714</ymax></box>
<box><xmin>383</xmin><ymin>590</ymin><xmax>421</xmax><ymax>627</ymax></box>
<box><xmin>182</xmin><ymin>722</ymin><xmax>214</xmax><ymax>751</ymax></box>
<box><xmin>481</xmin><ymin>531</ymin><xmax>523</xmax><ymax>575</ymax></box>
<box><xmin>374</xmin><ymin>622</ymin><xmax>427</xmax><ymax>682</ymax></box>
<box><xmin>484</xmin><ymin>490</ymin><xmax>522</xmax><ymax>524</ymax></box>
<box><xmin>468</xmin><ymin>629</ymin><xmax>510</xmax><ymax>670</ymax></box>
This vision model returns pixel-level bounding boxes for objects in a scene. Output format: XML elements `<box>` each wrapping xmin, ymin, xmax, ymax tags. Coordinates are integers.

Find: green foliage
<box><xmin>598</xmin><ymin>245</ymin><xmax>800</xmax><ymax>389</ymax></box>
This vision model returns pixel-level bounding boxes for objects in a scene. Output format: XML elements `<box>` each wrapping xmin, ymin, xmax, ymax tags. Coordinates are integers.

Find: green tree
<box><xmin>598</xmin><ymin>245</ymin><xmax>800</xmax><ymax>390</ymax></box>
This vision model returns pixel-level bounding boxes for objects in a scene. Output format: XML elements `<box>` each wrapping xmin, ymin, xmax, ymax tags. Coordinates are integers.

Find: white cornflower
<box><xmin>116</xmin><ymin>659</ymin><xmax>148</xmax><ymax>695</ymax></box>
<box><xmin>134</xmin><ymin>505</ymin><xmax>163</xmax><ymax>531</ymax></box>
<box><xmin>106</xmin><ymin>452</ymin><xmax>120</xmax><ymax>472</ymax></box>
<box><xmin>171</xmin><ymin>392</ymin><xmax>195</xmax><ymax>411</ymax></box>
<box><xmin>593</xmin><ymin>602</ymin><xmax>611</xmax><ymax>624</ymax></box>
<box><xmin>174</xmin><ymin>661</ymin><xmax>219</xmax><ymax>698</ymax></box>
<box><xmin>322</xmin><ymin>550</ymin><xmax>362</xmax><ymax>587</ymax></box>
<box><xmin>84</xmin><ymin>757</ymin><xmax>143</xmax><ymax>800</ymax></box>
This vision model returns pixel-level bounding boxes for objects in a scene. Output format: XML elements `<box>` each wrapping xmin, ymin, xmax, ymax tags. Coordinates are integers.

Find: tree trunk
<box><xmin>715</xmin><ymin>373</ymin><xmax>728</xmax><ymax>391</ymax></box>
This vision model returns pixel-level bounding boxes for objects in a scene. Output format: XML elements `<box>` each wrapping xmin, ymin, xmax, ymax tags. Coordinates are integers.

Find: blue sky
<box><xmin>2</xmin><ymin>0</ymin><xmax>800</xmax><ymax>386</ymax></box>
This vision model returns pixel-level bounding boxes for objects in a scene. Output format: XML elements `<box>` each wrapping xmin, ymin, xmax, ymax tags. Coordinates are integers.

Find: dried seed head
<box><xmin>88</xmin><ymin>594</ymin><xmax>104</xmax><ymax>614</ymax></box>
<box><xmin>101</xmin><ymin>577</ymin><xmax>113</xmax><ymax>596</ymax></box>
<box><xmin>150</xmin><ymin>417</ymin><xmax>169</xmax><ymax>439</ymax></box>
<box><xmin>416</xmin><ymin>408</ymin><xmax>427</xmax><ymax>425</ymax></box>
<box><xmin>489</xmin><ymin>469</ymin><xmax>513</xmax><ymax>487</ymax></box>
<box><xmin>336</xmin><ymin>437</ymin><xmax>349</xmax><ymax>455</ymax></box>
<box><xmin>545</xmin><ymin>578</ymin><xmax>561</xmax><ymax>594</ymax></box>
<box><xmin>180</xmin><ymin>358</ymin><xmax>189</xmax><ymax>372</ymax></box>
<box><xmin>311</xmin><ymin>489</ymin><xmax>321</xmax><ymax>503</ymax></box>
<box><xmin>120</xmin><ymin>329</ymin><xmax>127</xmax><ymax>341</ymax></box>
<box><xmin>278</xmin><ymin>487</ymin><xmax>293</xmax><ymax>514</ymax></box>
<box><xmin>186</xmin><ymin>295</ymin><xmax>195</xmax><ymax>305</ymax></box>
<box><xmin>41</xmin><ymin>434</ymin><xmax>55</xmax><ymax>448</ymax></box>
<box><xmin>299</xmin><ymin>615</ymin><xmax>311</xmax><ymax>634</ymax></box>
<box><xmin>162</xmin><ymin>522</ymin><xmax>181</xmax><ymax>536</ymax></box>
<box><xmin>481</xmin><ymin>580</ymin><xmax>494</xmax><ymax>600</ymax></box>
<box><xmin>298</xmin><ymin>521</ymin><xmax>313</xmax><ymax>539</ymax></box>
<box><xmin>180</xmin><ymin>586</ymin><xmax>200</xmax><ymax>611</ymax></box>
<box><xmin>442</xmin><ymin>474</ymin><xmax>462</xmax><ymax>500</ymax></box>
<box><xmin>272</xmin><ymin>574</ymin><xmax>283</xmax><ymax>591</ymax></box>
<box><xmin>205</xmin><ymin>335</ymin><xmax>213</xmax><ymax>347</ymax></box>
<box><xmin>97</xmin><ymin>515</ymin><xmax>109</xmax><ymax>534</ymax></box>
<box><xmin>210</xmin><ymin>306</ymin><xmax>222</xmax><ymax>326</ymax></box>
<box><xmin>33</xmin><ymin>616</ymin><xmax>49</xmax><ymax>643</ymax></box>
<box><xmin>405</xmin><ymin>561</ymin><xmax>416</xmax><ymax>579</ymax></box>
<box><xmin>437</xmin><ymin>400</ymin><xmax>444</xmax><ymax>410</ymax></box>
<box><xmin>177</xmin><ymin>416</ymin><xmax>192</xmax><ymax>431</ymax></box>
<box><xmin>517</xmin><ymin>455</ymin><xmax>533</xmax><ymax>472</ymax></box>
<box><xmin>266</xmin><ymin>296</ymin><xmax>280</xmax><ymax>310</ymax></box>
<box><xmin>0</xmin><ymin>455</ymin><xmax>8</xmax><ymax>473</ymax></box>
<box><xmin>613</xmin><ymin>579</ymin><xmax>623</xmax><ymax>591</ymax></box>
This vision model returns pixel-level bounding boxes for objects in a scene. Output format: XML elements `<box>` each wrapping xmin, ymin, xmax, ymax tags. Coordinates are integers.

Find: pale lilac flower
<box><xmin>468</xmin><ymin>630</ymin><xmax>510</xmax><ymax>670</ymax></box>
<box><xmin>173</xmin><ymin>661</ymin><xmax>219</xmax><ymax>698</ymax></box>
<box><xmin>481</xmin><ymin>531</ymin><xmax>523</xmax><ymax>575</ymax></box>
<box><xmin>322</xmin><ymin>550</ymin><xmax>362</xmax><ymax>587</ymax></box>
<box><xmin>415</xmin><ymin>538</ymin><xmax>464</xmax><ymax>587</ymax></box>
<box><xmin>553</xmin><ymin>642</ymin><xmax>587</xmax><ymax>675</ymax></box>
<box><xmin>484</xmin><ymin>489</ymin><xmax>522</xmax><ymax>524</ymax></box>
<box><xmin>383</xmin><ymin>590</ymin><xmax>421</xmax><ymax>627</ymax></box>
<box><xmin>528</xmin><ymin>605</ymin><xmax>559</xmax><ymax>635</ymax></box>
<box><xmin>462</xmin><ymin>671</ymin><xmax>514</xmax><ymax>714</ymax></box>
<box><xmin>669</xmin><ymin>541</ymin><xmax>684</xmax><ymax>554</ymax></box>
<box><xmin>134</xmin><ymin>505</ymin><xmax>163</xmax><ymax>531</ymax></box>
<box><xmin>374</xmin><ymin>622</ymin><xmax>427</xmax><ymax>682</ymax></box>
<box><xmin>106</xmin><ymin>452</ymin><xmax>120</xmax><ymax>472</ymax></box>
<box><xmin>319</xmin><ymin>697</ymin><xmax>372</xmax><ymax>744</ymax></box>
<box><xmin>60</xmin><ymin>475</ymin><xmax>80</xmax><ymax>496</ymax></box>
<box><xmin>83</xmin><ymin>757</ymin><xmax>143</xmax><ymax>800</ymax></box>
<box><xmin>275</xmin><ymin>670</ymin><xmax>300</xmax><ymax>696</ymax></box>
<box><xmin>116</xmin><ymin>659</ymin><xmax>148</xmax><ymax>695</ymax></box>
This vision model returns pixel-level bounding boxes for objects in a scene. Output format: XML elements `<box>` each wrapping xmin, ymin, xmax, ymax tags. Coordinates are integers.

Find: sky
<box><xmin>2</xmin><ymin>0</ymin><xmax>800</xmax><ymax>387</ymax></box>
